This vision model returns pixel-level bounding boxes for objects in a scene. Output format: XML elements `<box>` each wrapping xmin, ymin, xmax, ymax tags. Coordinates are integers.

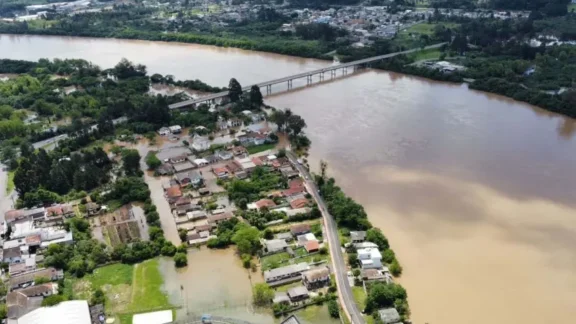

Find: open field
<box><xmin>409</xmin><ymin>48</ymin><xmax>442</xmax><ymax>61</ymax></box>
<box><xmin>247</xmin><ymin>143</ymin><xmax>276</xmax><ymax>154</ymax></box>
<box><xmin>68</xmin><ymin>260</ymin><xmax>173</xmax><ymax>324</ymax></box>
<box><xmin>569</xmin><ymin>4</ymin><xmax>576</xmax><ymax>12</ymax></box>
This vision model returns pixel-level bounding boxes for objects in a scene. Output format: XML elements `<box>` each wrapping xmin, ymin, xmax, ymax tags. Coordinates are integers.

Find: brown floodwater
<box><xmin>267</xmin><ymin>71</ymin><xmax>576</xmax><ymax>324</ymax></box>
<box><xmin>2</xmin><ymin>34</ymin><xmax>576</xmax><ymax>324</ymax></box>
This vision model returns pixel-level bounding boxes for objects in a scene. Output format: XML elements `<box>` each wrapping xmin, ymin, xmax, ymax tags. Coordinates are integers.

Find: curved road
<box><xmin>287</xmin><ymin>152</ymin><xmax>365</xmax><ymax>324</ymax></box>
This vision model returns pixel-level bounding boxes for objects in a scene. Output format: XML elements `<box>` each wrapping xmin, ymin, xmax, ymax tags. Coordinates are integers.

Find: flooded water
<box><xmin>0</xmin><ymin>34</ymin><xmax>330</xmax><ymax>87</ymax></box>
<box><xmin>3</xmin><ymin>34</ymin><xmax>576</xmax><ymax>324</ymax></box>
<box><xmin>267</xmin><ymin>71</ymin><xmax>576</xmax><ymax>324</ymax></box>
<box><xmin>157</xmin><ymin>248</ymin><xmax>272</xmax><ymax>323</ymax></box>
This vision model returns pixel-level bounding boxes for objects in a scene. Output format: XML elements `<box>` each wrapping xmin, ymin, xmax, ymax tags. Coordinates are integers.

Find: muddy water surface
<box><xmin>3</xmin><ymin>34</ymin><xmax>576</xmax><ymax>324</ymax></box>
<box><xmin>267</xmin><ymin>70</ymin><xmax>576</xmax><ymax>324</ymax></box>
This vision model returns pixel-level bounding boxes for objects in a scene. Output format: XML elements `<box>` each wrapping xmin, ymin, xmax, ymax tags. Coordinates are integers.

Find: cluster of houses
<box><xmin>263</xmin><ymin>223</ymin><xmax>320</xmax><ymax>258</ymax></box>
<box><xmin>1</xmin><ymin>206</ymin><xmax>78</xmax><ymax>322</ymax></box>
<box><xmin>154</xmin><ymin>121</ymin><xmax>278</xmax><ymax>177</ymax></box>
<box><xmin>2</xmin><ymin>205</ymin><xmax>74</xmax><ymax>276</ymax></box>
<box><xmin>348</xmin><ymin>231</ymin><xmax>394</xmax><ymax>284</ymax></box>
<box><xmin>266</xmin><ymin>263</ymin><xmax>331</xmax><ymax>306</ymax></box>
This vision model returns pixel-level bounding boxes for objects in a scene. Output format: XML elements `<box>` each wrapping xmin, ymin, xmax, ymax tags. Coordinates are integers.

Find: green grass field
<box><xmin>68</xmin><ymin>260</ymin><xmax>173</xmax><ymax>324</ymax></box>
<box><xmin>127</xmin><ymin>259</ymin><xmax>171</xmax><ymax>313</ymax></box>
<box><xmin>409</xmin><ymin>48</ymin><xmax>442</xmax><ymax>61</ymax></box>
<box><xmin>6</xmin><ymin>170</ymin><xmax>15</xmax><ymax>195</ymax></box>
<box><xmin>569</xmin><ymin>4</ymin><xmax>576</xmax><ymax>12</ymax></box>
<box><xmin>247</xmin><ymin>143</ymin><xmax>276</xmax><ymax>154</ymax></box>
<box><xmin>261</xmin><ymin>252</ymin><xmax>291</xmax><ymax>270</ymax></box>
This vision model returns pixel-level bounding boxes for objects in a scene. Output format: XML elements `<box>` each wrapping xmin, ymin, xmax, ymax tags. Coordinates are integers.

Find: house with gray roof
<box><xmin>264</xmin><ymin>262</ymin><xmax>309</xmax><ymax>284</ymax></box>
<box><xmin>350</xmin><ymin>231</ymin><xmax>366</xmax><ymax>243</ymax></box>
<box><xmin>287</xmin><ymin>285</ymin><xmax>309</xmax><ymax>302</ymax></box>
<box><xmin>263</xmin><ymin>239</ymin><xmax>288</xmax><ymax>254</ymax></box>
<box><xmin>378</xmin><ymin>307</ymin><xmax>402</xmax><ymax>324</ymax></box>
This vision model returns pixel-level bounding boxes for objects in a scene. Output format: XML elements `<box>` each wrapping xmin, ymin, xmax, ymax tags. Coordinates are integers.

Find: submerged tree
<box><xmin>228</xmin><ymin>78</ymin><xmax>243</xmax><ymax>102</ymax></box>
<box><xmin>249</xmin><ymin>85</ymin><xmax>263</xmax><ymax>107</ymax></box>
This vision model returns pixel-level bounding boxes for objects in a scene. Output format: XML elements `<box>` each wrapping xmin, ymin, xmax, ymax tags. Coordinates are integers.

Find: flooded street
<box><xmin>3</xmin><ymin>34</ymin><xmax>576</xmax><ymax>324</ymax></box>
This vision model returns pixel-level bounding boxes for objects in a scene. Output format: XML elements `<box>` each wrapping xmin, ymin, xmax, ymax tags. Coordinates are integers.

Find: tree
<box><xmin>90</xmin><ymin>288</ymin><xmax>105</xmax><ymax>305</ymax></box>
<box><xmin>174</xmin><ymin>252</ymin><xmax>188</xmax><ymax>267</ymax></box>
<box><xmin>252</xmin><ymin>283</ymin><xmax>274</xmax><ymax>306</ymax></box>
<box><xmin>121</xmin><ymin>149</ymin><xmax>141</xmax><ymax>176</ymax></box>
<box><xmin>232</xmin><ymin>225</ymin><xmax>261</xmax><ymax>255</ymax></box>
<box><xmin>348</xmin><ymin>253</ymin><xmax>358</xmax><ymax>267</ymax></box>
<box><xmin>286</xmin><ymin>114</ymin><xmax>306</xmax><ymax>136</ymax></box>
<box><xmin>389</xmin><ymin>259</ymin><xmax>403</xmax><ymax>277</ymax></box>
<box><xmin>365</xmin><ymin>283</ymin><xmax>407</xmax><ymax>313</ymax></box>
<box><xmin>42</xmin><ymin>294</ymin><xmax>65</xmax><ymax>307</ymax></box>
<box><xmin>382</xmin><ymin>249</ymin><xmax>396</xmax><ymax>264</ymax></box>
<box><xmin>262</xmin><ymin>228</ymin><xmax>274</xmax><ymax>240</ymax></box>
<box><xmin>178</xmin><ymin>228</ymin><xmax>188</xmax><ymax>242</ymax></box>
<box><xmin>228</xmin><ymin>78</ymin><xmax>243</xmax><ymax>102</ymax></box>
<box><xmin>269</xmin><ymin>109</ymin><xmax>288</xmax><ymax>131</ymax></box>
<box><xmin>145</xmin><ymin>152</ymin><xmax>161</xmax><ymax>170</ymax></box>
<box><xmin>328</xmin><ymin>300</ymin><xmax>339</xmax><ymax>318</ymax></box>
<box><xmin>249</xmin><ymin>85</ymin><xmax>263</xmax><ymax>107</ymax></box>
<box><xmin>366</xmin><ymin>228</ymin><xmax>389</xmax><ymax>250</ymax></box>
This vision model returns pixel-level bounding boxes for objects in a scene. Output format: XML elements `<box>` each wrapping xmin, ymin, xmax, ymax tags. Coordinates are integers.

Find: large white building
<box><xmin>17</xmin><ymin>300</ymin><xmax>91</xmax><ymax>324</ymax></box>
<box><xmin>357</xmin><ymin>247</ymin><xmax>382</xmax><ymax>269</ymax></box>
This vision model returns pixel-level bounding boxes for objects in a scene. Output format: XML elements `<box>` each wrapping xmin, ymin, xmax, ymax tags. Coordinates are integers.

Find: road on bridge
<box><xmin>169</xmin><ymin>43</ymin><xmax>446</xmax><ymax>110</ymax></box>
<box><xmin>287</xmin><ymin>151</ymin><xmax>366</xmax><ymax>324</ymax></box>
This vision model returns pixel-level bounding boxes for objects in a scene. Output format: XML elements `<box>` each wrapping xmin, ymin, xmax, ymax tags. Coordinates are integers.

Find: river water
<box><xmin>2</xmin><ymin>34</ymin><xmax>576</xmax><ymax>324</ymax></box>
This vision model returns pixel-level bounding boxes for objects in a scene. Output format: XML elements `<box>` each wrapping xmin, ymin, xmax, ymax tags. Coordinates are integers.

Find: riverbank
<box><xmin>2</xmin><ymin>30</ymin><xmax>572</xmax><ymax>121</ymax></box>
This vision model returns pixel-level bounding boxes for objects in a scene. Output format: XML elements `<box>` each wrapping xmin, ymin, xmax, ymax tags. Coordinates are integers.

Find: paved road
<box><xmin>169</xmin><ymin>43</ymin><xmax>447</xmax><ymax>109</ymax></box>
<box><xmin>286</xmin><ymin>152</ymin><xmax>365</xmax><ymax>324</ymax></box>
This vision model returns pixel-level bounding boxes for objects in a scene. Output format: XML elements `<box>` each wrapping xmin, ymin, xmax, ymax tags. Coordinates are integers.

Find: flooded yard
<box><xmin>157</xmin><ymin>248</ymin><xmax>273</xmax><ymax>323</ymax></box>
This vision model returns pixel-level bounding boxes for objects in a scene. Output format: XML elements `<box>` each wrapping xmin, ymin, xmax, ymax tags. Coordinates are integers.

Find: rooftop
<box><xmin>350</xmin><ymin>231</ymin><xmax>366</xmax><ymax>241</ymax></box>
<box><xmin>287</xmin><ymin>285</ymin><xmax>309</xmax><ymax>298</ymax></box>
<box><xmin>17</xmin><ymin>300</ymin><xmax>91</xmax><ymax>324</ymax></box>
<box><xmin>166</xmin><ymin>186</ymin><xmax>182</xmax><ymax>198</ymax></box>
<box><xmin>264</xmin><ymin>239</ymin><xmax>288</xmax><ymax>252</ymax></box>
<box><xmin>264</xmin><ymin>262</ymin><xmax>309</xmax><ymax>281</ymax></box>
<box><xmin>378</xmin><ymin>307</ymin><xmax>401</xmax><ymax>324</ymax></box>
<box><xmin>302</xmin><ymin>266</ymin><xmax>330</xmax><ymax>281</ymax></box>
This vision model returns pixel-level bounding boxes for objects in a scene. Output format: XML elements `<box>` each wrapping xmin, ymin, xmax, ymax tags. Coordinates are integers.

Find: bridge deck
<box><xmin>168</xmin><ymin>43</ymin><xmax>446</xmax><ymax>109</ymax></box>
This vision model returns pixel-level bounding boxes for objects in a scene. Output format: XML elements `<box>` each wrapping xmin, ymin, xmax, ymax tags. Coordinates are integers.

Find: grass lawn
<box><xmin>275</xmin><ymin>281</ymin><xmax>302</xmax><ymax>292</ymax></box>
<box><xmin>261</xmin><ymin>252</ymin><xmax>291</xmax><ymax>270</ymax></box>
<box><xmin>297</xmin><ymin>252</ymin><xmax>329</xmax><ymax>265</ymax></box>
<box><xmin>125</xmin><ymin>259</ymin><xmax>172</xmax><ymax>313</ymax></box>
<box><xmin>290</xmin><ymin>304</ymin><xmax>340</xmax><ymax>324</ymax></box>
<box><xmin>69</xmin><ymin>260</ymin><xmax>173</xmax><ymax>324</ymax></box>
<box><xmin>569</xmin><ymin>4</ymin><xmax>576</xmax><ymax>12</ymax></box>
<box><xmin>247</xmin><ymin>143</ymin><xmax>276</xmax><ymax>154</ymax></box>
<box><xmin>294</xmin><ymin>247</ymin><xmax>308</xmax><ymax>257</ymax></box>
<box><xmin>352</xmin><ymin>286</ymin><xmax>367</xmax><ymax>309</ymax></box>
<box><xmin>268</xmin><ymin>220</ymin><xmax>321</xmax><ymax>232</ymax></box>
<box><xmin>6</xmin><ymin>170</ymin><xmax>15</xmax><ymax>195</ymax></box>
<box><xmin>409</xmin><ymin>48</ymin><xmax>442</xmax><ymax>61</ymax></box>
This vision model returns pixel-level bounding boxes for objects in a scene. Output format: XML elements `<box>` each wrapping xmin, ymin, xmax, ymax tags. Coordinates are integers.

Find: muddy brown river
<box><xmin>2</xmin><ymin>34</ymin><xmax>576</xmax><ymax>324</ymax></box>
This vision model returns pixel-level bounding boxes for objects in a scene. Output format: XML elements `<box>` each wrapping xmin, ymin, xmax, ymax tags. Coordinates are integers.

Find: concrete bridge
<box><xmin>168</xmin><ymin>43</ymin><xmax>446</xmax><ymax>110</ymax></box>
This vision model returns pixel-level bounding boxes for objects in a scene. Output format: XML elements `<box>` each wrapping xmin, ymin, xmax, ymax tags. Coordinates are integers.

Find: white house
<box><xmin>192</xmin><ymin>135</ymin><xmax>210</xmax><ymax>152</ymax></box>
<box><xmin>169</xmin><ymin>125</ymin><xmax>182</xmax><ymax>134</ymax></box>
<box><xmin>158</xmin><ymin>127</ymin><xmax>170</xmax><ymax>136</ymax></box>
<box><xmin>357</xmin><ymin>247</ymin><xmax>382</xmax><ymax>269</ymax></box>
